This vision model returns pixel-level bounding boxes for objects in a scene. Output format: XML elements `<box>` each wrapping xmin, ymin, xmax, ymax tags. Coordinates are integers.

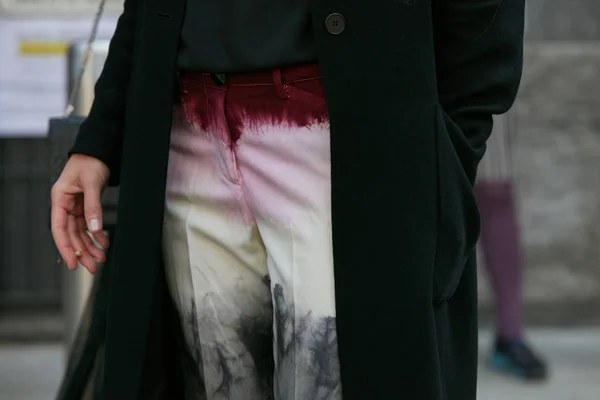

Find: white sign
<box><xmin>0</xmin><ymin>17</ymin><xmax>118</xmax><ymax>137</ymax></box>
<box><xmin>0</xmin><ymin>0</ymin><xmax>123</xmax><ymax>15</ymax></box>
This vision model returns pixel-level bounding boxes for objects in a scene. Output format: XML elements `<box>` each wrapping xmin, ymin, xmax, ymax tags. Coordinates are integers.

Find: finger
<box><xmin>67</xmin><ymin>214</ymin><xmax>98</xmax><ymax>274</ymax></box>
<box><xmin>81</xmin><ymin>180</ymin><xmax>104</xmax><ymax>234</ymax></box>
<box><xmin>72</xmin><ymin>195</ymin><xmax>109</xmax><ymax>249</ymax></box>
<box><xmin>51</xmin><ymin>201</ymin><xmax>78</xmax><ymax>270</ymax></box>
<box><xmin>76</xmin><ymin>216</ymin><xmax>106</xmax><ymax>263</ymax></box>
<box><xmin>80</xmin><ymin>231</ymin><xmax>106</xmax><ymax>263</ymax></box>
<box><xmin>91</xmin><ymin>229</ymin><xmax>110</xmax><ymax>250</ymax></box>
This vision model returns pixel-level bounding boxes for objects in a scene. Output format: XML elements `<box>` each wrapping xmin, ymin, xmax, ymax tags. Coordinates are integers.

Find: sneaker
<box><xmin>488</xmin><ymin>338</ymin><xmax>548</xmax><ymax>381</ymax></box>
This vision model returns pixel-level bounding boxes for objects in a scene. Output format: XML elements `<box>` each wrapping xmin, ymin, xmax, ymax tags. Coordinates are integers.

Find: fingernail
<box><xmin>90</xmin><ymin>218</ymin><xmax>100</xmax><ymax>232</ymax></box>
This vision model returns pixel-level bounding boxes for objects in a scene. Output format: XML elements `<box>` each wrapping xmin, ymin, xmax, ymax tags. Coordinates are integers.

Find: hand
<box><xmin>51</xmin><ymin>154</ymin><xmax>111</xmax><ymax>274</ymax></box>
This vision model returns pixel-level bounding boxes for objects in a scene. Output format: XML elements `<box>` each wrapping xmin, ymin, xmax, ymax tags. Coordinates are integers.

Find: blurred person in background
<box><xmin>50</xmin><ymin>0</ymin><xmax>526</xmax><ymax>399</ymax></box>
<box><xmin>476</xmin><ymin>114</ymin><xmax>549</xmax><ymax>381</ymax></box>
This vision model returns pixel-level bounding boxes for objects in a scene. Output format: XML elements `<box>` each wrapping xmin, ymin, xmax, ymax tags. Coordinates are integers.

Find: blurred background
<box><xmin>0</xmin><ymin>0</ymin><xmax>599</xmax><ymax>399</ymax></box>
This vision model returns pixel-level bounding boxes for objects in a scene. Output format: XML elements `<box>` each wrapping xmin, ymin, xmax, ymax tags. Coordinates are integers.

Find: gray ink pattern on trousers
<box><xmin>182</xmin><ymin>287</ymin><xmax>274</xmax><ymax>399</ymax></box>
<box><xmin>273</xmin><ymin>284</ymin><xmax>342</xmax><ymax>400</ymax></box>
<box><xmin>175</xmin><ymin>282</ymin><xmax>341</xmax><ymax>399</ymax></box>
<box><xmin>180</xmin><ymin>300</ymin><xmax>208</xmax><ymax>400</ymax></box>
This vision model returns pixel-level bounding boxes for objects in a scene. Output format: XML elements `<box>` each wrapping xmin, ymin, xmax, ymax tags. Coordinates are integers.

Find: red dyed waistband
<box><xmin>178</xmin><ymin>63</ymin><xmax>321</xmax><ymax>87</ymax></box>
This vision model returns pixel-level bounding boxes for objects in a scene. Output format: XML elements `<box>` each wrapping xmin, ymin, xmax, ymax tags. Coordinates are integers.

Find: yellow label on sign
<box><xmin>19</xmin><ymin>42</ymin><xmax>68</xmax><ymax>56</ymax></box>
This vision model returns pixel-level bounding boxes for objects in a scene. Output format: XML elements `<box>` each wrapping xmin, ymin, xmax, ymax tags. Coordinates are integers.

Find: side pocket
<box><xmin>432</xmin><ymin>105</ymin><xmax>481</xmax><ymax>308</ymax></box>
<box><xmin>178</xmin><ymin>90</ymin><xmax>193</xmax><ymax>128</ymax></box>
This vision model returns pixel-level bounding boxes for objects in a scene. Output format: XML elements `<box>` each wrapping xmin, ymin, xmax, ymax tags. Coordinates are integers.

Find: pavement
<box><xmin>477</xmin><ymin>329</ymin><xmax>600</xmax><ymax>400</ymax></box>
<box><xmin>1</xmin><ymin>328</ymin><xmax>599</xmax><ymax>400</ymax></box>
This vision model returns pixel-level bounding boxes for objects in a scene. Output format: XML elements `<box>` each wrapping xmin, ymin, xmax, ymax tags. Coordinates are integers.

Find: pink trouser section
<box><xmin>162</xmin><ymin>66</ymin><xmax>341</xmax><ymax>400</ymax></box>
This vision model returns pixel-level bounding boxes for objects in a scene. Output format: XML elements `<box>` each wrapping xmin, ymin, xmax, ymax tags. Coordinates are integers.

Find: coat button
<box><xmin>325</xmin><ymin>13</ymin><xmax>345</xmax><ymax>35</ymax></box>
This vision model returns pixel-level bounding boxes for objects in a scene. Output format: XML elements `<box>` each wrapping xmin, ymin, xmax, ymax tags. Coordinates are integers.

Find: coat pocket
<box><xmin>432</xmin><ymin>104</ymin><xmax>481</xmax><ymax>308</ymax></box>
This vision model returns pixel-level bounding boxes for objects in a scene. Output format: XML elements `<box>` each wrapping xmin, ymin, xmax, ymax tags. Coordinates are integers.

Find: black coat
<box><xmin>68</xmin><ymin>0</ymin><xmax>525</xmax><ymax>398</ymax></box>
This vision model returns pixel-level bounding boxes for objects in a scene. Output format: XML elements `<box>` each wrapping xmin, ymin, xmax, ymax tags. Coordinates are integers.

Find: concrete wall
<box><xmin>478</xmin><ymin>1</ymin><xmax>600</xmax><ymax>325</ymax></box>
<box><xmin>526</xmin><ymin>0</ymin><xmax>600</xmax><ymax>41</ymax></box>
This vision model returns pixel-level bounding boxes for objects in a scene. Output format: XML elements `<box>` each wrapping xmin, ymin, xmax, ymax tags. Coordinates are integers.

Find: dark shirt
<box><xmin>177</xmin><ymin>1</ymin><xmax>317</xmax><ymax>73</ymax></box>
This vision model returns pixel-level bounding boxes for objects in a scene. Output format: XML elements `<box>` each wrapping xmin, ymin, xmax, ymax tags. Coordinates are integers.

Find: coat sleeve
<box><xmin>69</xmin><ymin>0</ymin><xmax>139</xmax><ymax>187</ymax></box>
<box><xmin>432</xmin><ymin>0</ymin><xmax>525</xmax><ymax>173</ymax></box>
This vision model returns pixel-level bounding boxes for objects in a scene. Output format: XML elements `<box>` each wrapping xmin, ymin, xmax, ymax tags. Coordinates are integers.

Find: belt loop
<box><xmin>211</xmin><ymin>73</ymin><xmax>228</xmax><ymax>86</ymax></box>
<box><xmin>272</xmin><ymin>69</ymin><xmax>291</xmax><ymax>100</ymax></box>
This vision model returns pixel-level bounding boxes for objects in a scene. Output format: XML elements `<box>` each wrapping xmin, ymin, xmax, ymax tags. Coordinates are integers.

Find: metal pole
<box><xmin>62</xmin><ymin>40</ymin><xmax>110</xmax><ymax>354</ymax></box>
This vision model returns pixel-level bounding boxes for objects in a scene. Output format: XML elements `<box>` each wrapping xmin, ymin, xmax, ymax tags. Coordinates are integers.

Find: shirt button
<box><xmin>325</xmin><ymin>13</ymin><xmax>345</xmax><ymax>35</ymax></box>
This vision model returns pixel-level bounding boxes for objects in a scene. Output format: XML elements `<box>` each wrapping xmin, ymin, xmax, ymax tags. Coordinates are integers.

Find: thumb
<box><xmin>81</xmin><ymin>177</ymin><xmax>104</xmax><ymax>233</ymax></box>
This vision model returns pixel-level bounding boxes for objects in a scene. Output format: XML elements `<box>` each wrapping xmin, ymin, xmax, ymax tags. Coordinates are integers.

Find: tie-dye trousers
<box><xmin>162</xmin><ymin>64</ymin><xmax>341</xmax><ymax>400</ymax></box>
